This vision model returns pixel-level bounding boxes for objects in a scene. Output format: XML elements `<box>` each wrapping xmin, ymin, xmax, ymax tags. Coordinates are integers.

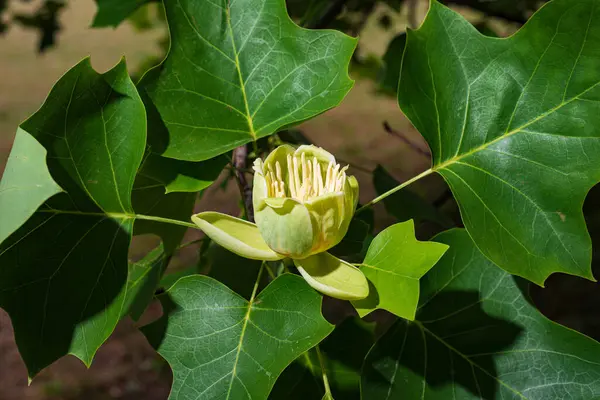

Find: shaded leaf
<box><xmin>378</xmin><ymin>32</ymin><xmax>406</xmax><ymax>95</ymax></box>
<box><xmin>143</xmin><ymin>273</ymin><xmax>334</xmax><ymax>399</ymax></box>
<box><xmin>0</xmin><ymin>59</ymin><xmax>145</xmax><ymax>377</ymax></box>
<box><xmin>124</xmin><ymin>243</ymin><xmax>167</xmax><ymax>320</ymax></box>
<box><xmin>362</xmin><ymin>229</ymin><xmax>600</xmax><ymax>399</ymax></box>
<box><xmin>399</xmin><ymin>0</ymin><xmax>600</xmax><ymax>284</ymax></box>
<box><xmin>141</xmin><ymin>0</ymin><xmax>356</xmax><ymax>161</ymax></box>
<box><xmin>373</xmin><ymin>165</ymin><xmax>452</xmax><ymax>227</ymax></box>
<box><xmin>92</xmin><ymin>0</ymin><xmax>154</xmax><ymax>28</ymax></box>
<box><xmin>352</xmin><ymin>221</ymin><xmax>448</xmax><ymax>319</ymax></box>
<box><xmin>271</xmin><ymin>317</ymin><xmax>375</xmax><ymax>400</ymax></box>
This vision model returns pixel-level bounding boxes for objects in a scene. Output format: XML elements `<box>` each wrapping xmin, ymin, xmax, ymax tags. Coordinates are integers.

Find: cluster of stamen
<box><xmin>265</xmin><ymin>153</ymin><xmax>348</xmax><ymax>202</ymax></box>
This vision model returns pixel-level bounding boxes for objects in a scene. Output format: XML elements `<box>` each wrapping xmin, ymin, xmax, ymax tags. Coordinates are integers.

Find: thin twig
<box><xmin>357</xmin><ymin>168</ymin><xmax>434</xmax><ymax>213</ymax></box>
<box><xmin>383</xmin><ymin>121</ymin><xmax>431</xmax><ymax>158</ymax></box>
<box><xmin>232</xmin><ymin>145</ymin><xmax>254</xmax><ymax>222</ymax></box>
<box><xmin>315</xmin><ymin>346</ymin><xmax>333</xmax><ymax>398</ymax></box>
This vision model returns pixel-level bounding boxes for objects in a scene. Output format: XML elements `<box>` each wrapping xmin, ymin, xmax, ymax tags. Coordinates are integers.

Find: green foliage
<box><xmin>2</xmin><ymin>0</ymin><xmax>600</xmax><ymax>398</ymax></box>
<box><xmin>0</xmin><ymin>59</ymin><xmax>145</xmax><ymax>377</ymax></box>
<box><xmin>362</xmin><ymin>229</ymin><xmax>600</xmax><ymax>399</ymax></box>
<box><xmin>352</xmin><ymin>221</ymin><xmax>449</xmax><ymax>320</ymax></box>
<box><xmin>399</xmin><ymin>0</ymin><xmax>600</xmax><ymax>285</ymax></box>
<box><xmin>140</xmin><ymin>0</ymin><xmax>356</xmax><ymax>161</ymax></box>
<box><xmin>143</xmin><ymin>273</ymin><xmax>334</xmax><ymax>399</ymax></box>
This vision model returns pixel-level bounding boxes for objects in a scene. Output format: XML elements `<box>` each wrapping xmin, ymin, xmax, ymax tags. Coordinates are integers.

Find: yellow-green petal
<box><xmin>255</xmin><ymin>197</ymin><xmax>314</xmax><ymax>258</ymax></box>
<box><xmin>294</xmin><ymin>252</ymin><xmax>369</xmax><ymax>300</ymax></box>
<box><xmin>294</xmin><ymin>145</ymin><xmax>336</xmax><ymax>164</ymax></box>
<box><xmin>304</xmin><ymin>192</ymin><xmax>346</xmax><ymax>254</ymax></box>
<box><xmin>191</xmin><ymin>212</ymin><xmax>284</xmax><ymax>261</ymax></box>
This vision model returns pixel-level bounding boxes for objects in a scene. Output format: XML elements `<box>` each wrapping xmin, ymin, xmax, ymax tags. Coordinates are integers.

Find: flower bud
<box><xmin>253</xmin><ymin>145</ymin><xmax>359</xmax><ymax>259</ymax></box>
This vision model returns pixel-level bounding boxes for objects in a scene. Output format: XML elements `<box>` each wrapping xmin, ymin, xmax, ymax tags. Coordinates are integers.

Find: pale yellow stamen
<box><xmin>266</xmin><ymin>155</ymin><xmax>348</xmax><ymax>202</ymax></box>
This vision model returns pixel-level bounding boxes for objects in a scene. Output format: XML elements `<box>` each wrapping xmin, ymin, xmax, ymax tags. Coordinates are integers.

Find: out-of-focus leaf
<box><xmin>362</xmin><ymin>229</ymin><xmax>600</xmax><ymax>399</ymax></box>
<box><xmin>378</xmin><ymin>33</ymin><xmax>406</xmax><ymax>95</ymax></box>
<box><xmin>92</xmin><ymin>0</ymin><xmax>154</xmax><ymax>28</ymax></box>
<box><xmin>143</xmin><ymin>273</ymin><xmax>334</xmax><ymax>399</ymax></box>
<box><xmin>399</xmin><ymin>0</ymin><xmax>600</xmax><ymax>284</ymax></box>
<box><xmin>141</xmin><ymin>0</ymin><xmax>356</xmax><ymax>161</ymax></box>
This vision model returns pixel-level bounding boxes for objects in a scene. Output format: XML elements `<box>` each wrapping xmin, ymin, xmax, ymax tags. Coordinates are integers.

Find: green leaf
<box><xmin>0</xmin><ymin>58</ymin><xmax>146</xmax><ymax>377</ymax></box>
<box><xmin>378</xmin><ymin>33</ymin><xmax>406</xmax><ymax>95</ymax></box>
<box><xmin>138</xmin><ymin>152</ymin><xmax>229</xmax><ymax>194</ymax></box>
<box><xmin>271</xmin><ymin>318</ymin><xmax>375</xmax><ymax>400</ymax></box>
<box><xmin>92</xmin><ymin>0</ymin><xmax>154</xmax><ymax>28</ymax></box>
<box><xmin>192</xmin><ymin>211</ymin><xmax>284</xmax><ymax>261</ymax></box>
<box><xmin>206</xmin><ymin>242</ymin><xmax>269</xmax><ymax>300</ymax></box>
<box><xmin>362</xmin><ymin>229</ymin><xmax>600</xmax><ymax>399</ymax></box>
<box><xmin>399</xmin><ymin>0</ymin><xmax>600</xmax><ymax>284</ymax></box>
<box><xmin>141</xmin><ymin>0</ymin><xmax>356</xmax><ymax>161</ymax></box>
<box><xmin>124</xmin><ymin>243</ymin><xmax>167</xmax><ymax>321</ymax></box>
<box><xmin>142</xmin><ymin>273</ymin><xmax>334</xmax><ymax>400</ymax></box>
<box><xmin>372</xmin><ymin>165</ymin><xmax>452</xmax><ymax>227</ymax></box>
<box><xmin>352</xmin><ymin>221</ymin><xmax>449</xmax><ymax>319</ymax></box>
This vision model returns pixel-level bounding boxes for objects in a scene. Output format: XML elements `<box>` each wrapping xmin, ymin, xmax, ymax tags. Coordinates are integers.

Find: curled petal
<box><xmin>191</xmin><ymin>212</ymin><xmax>284</xmax><ymax>261</ymax></box>
<box><xmin>255</xmin><ymin>197</ymin><xmax>314</xmax><ymax>258</ymax></box>
<box><xmin>294</xmin><ymin>252</ymin><xmax>369</xmax><ymax>300</ymax></box>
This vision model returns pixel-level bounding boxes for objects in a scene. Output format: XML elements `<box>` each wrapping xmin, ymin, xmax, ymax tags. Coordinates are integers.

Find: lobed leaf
<box><xmin>143</xmin><ymin>273</ymin><xmax>334</xmax><ymax>400</ymax></box>
<box><xmin>352</xmin><ymin>221</ymin><xmax>449</xmax><ymax>319</ymax></box>
<box><xmin>0</xmin><ymin>58</ymin><xmax>146</xmax><ymax>377</ymax></box>
<box><xmin>362</xmin><ymin>229</ymin><xmax>600</xmax><ymax>399</ymax></box>
<box><xmin>141</xmin><ymin>0</ymin><xmax>356</xmax><ymax>161</ymax></box>
<box><xmin>399</xmin><ymin>0</ymin><xmax>600</xmax><ymax>284</ymax></box>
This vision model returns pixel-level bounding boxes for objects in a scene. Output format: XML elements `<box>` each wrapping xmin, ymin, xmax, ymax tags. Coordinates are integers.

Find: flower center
<box><xmin>265</xmin><ymin>153</ymin><xmax>348</xmax><ymax>202</ymax></box>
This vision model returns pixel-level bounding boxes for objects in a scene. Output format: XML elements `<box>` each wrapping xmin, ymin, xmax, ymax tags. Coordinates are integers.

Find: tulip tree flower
<box><xmin>192</xmin><ymin>145</ymin><xmax>369</xmax><ymax>300</ymax></box>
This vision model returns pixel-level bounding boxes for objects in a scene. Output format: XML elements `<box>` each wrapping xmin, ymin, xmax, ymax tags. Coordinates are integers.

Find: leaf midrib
<box><xmin>433</xmin><ymin>78</ymin><xmax>600</xmax><ymax>173</ymax></box>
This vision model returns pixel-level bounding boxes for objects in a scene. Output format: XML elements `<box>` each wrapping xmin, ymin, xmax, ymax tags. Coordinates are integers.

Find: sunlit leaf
<box><xmin>352</xmin><ymin>221</ymin><xmax>448</xmax><ymax>319</ymax></box>
<box><xmin>0</xmin><ymin>59</ymin><xmax>145</xmax><ymax>377</ymax></box>
<box><xmin>143</xmin><ymin>273</ymin><xmax>334</xmax><ymax>399</ymax></box>
<box><xmin>140</xmin><ymin>0</ymin><xmax>356</xmax><ymax>161</ymax></box>
<box><xmin>362</xmin><ymin>229</ymin><xmax>600</xmax><ymax>399</ymax></box>
<box><xmin>399</xmin><ymin>0</ymin><xmax>600</xmax><ymax>284</ymax></box>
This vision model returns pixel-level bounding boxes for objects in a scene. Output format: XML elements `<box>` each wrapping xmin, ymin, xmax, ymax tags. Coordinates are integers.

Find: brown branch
<box><xmin>232</xmin><ymin>145</ymin><xmax>254</xmax><ymax>222</ymax></box>
<box><xmin>383</xmin><ymin>121</ymin><xmax>431</xmax><ymax>159</ymax></box>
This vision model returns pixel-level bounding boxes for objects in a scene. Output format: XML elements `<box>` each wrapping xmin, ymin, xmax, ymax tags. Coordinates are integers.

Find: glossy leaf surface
<box><xmin>352</xmin><ymin>221</ymin><xmax>448</xmax><ymax>319</ymax></box>
<box><xmin>362</xmin><ymin>229</ymin><xmax>600</xmax><ymax>399</ymax></box>
<box><xmin>399</xmin><ymin>0</ymin><xmax>600</xmax><ymax>284</ymax></box>
<box><xmin>143</xmin><ymin>273</ymin><xmax>333</xmax><ymax>400</ymax></box>
<box><xmin>0</xmin><ymin>59</ymin><xmax>145</xmax><ymax>377</ymax></box>
<box><xmin>142</xmin><ymin>0</ymin><xmax>356</xmax><ymax>161</ymax></box>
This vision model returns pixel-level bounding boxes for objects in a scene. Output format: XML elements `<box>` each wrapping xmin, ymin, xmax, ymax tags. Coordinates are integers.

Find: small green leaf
<box><xmin>361</xmin><ymin>229</ymin><xmax>600</xmax><ymax>399</ymax></box>
<box><xmin>0</xmin><ymin>58</ymin><xmax>146</xmax><ymax>377</ymax></box>
<box><xmin>138</xmin><ymin>152</ymin><xmax>229</xmax><ymax>194</ymax></box>
<box><xmin>141</xmin><ymin>0</ymin><xmax>356</xmax><ymax>161</ymax></box>
<box><xmin>352</xmin><ymin>221</ymin><xmax>448</xmax><ymax>319</ymax></box>
<box><xmin>142</xmin><ymin>273</ymin><xmax>334</xmax><ymax>400</ymax></box>
<box><xmin>400</xmin><ymin>0</ymin><xmax>600</xmax><ymax>284</ymax></box>
<box><xmin>294</xmin><ymin>252</ymin><xmax>369</xmax><ymax>300</ymax></box>
<box><xmin>92</xmin><ymin>0</ymin><xmax>153</xmax><ymax>28</ymax></box>
<box><xmin>378</xmin><ymin>33</ymin><xmax>406</xmax><ymax>95</ymax></box>
<box><xmin>123</xmin><ymin>243</ymin><xmax>167</xmax><ymax>321</ymax></box>
<box><xmin>192</xmin><ymin>211</ymin><xmax>284</xmax><ymax>261</ymax></box>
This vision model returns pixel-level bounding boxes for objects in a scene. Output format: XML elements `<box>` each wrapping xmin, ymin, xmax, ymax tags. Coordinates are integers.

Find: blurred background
<box><xmin>1</xmin><ymin>0</ymin><xmax>599</xmax><ymax>399</ymax></box>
